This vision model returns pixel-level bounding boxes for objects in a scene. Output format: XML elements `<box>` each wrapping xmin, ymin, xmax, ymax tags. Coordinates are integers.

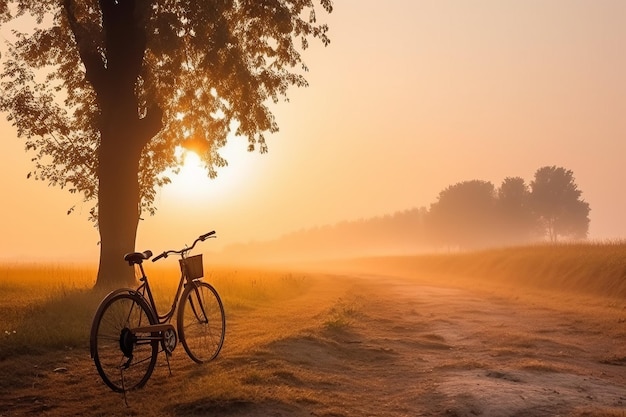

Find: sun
<box><xmin>168</xmin><ymin>148</ymin><xmax>217</xmax><ymax>199</ymax></box>
<box><xmin>175</xmin><ymin>150</ymin><xmax>207</xmax><ymax>192</ymax></box>
<box><xmin>163</xmin><ymin>143</ymin><xmax>257</xmax><ymax>203</ymax></box>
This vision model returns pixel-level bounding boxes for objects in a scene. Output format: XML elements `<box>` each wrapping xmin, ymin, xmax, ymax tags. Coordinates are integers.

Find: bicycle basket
<box><xmin>180</xmin><ymin>254</ymin><xmax>204</xmax><ymax>279</ymax></box>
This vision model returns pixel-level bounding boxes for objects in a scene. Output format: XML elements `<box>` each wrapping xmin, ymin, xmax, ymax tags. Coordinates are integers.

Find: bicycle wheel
<box><xmin>178</xmin><ymin>282</ymin><xmax>225</xmax><ymax>363</ymax></box>
<box><xmin>91</xmin><ymin>291</ymin><xmax>158</xmax><ymax>392</ymax></box>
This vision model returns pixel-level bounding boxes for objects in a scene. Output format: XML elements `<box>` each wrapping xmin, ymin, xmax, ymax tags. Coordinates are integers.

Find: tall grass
<box><xmin>431</xmin><ymin>242</ymin><xmax>626</xmax><ymax>298</ymax></box>
<box><xmin>0</xmin><ymin>263</ymin><xmax>97</xmax><ymax>358</ymax></box>
<box><xmin>0</xmin><ymin>262</ymin><xmax>311</xmax><ymax>358</ymax></box>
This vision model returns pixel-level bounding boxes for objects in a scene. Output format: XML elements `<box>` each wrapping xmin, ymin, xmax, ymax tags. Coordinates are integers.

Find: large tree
<box><xmin>529</xmin><ymin>166</ymin><xmax>590</xmax><ymax>242</ymax></box>
<box><xmin>0</xmin><ymin>0</ymin><xmax>332</xmax><ymax>287</ymax></box>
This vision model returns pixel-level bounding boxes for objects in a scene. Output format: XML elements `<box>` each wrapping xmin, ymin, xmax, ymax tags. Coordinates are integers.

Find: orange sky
<box><xmin>0</xmin><ymin>0</ymin><xmax>625</xmax><ymax>262</ymax></box>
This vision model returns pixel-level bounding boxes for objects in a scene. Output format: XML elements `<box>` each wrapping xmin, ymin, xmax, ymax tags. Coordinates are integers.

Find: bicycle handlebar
<box><xmin>152</xmin><ymin>231</ymin><xmax>216</xmax><ymax>262</ymax></box>
<box><xmin>199</xmin><ymin>230</ymin><xmax>216</xmax><ymax>241</ymax></box>
<box><xmin>152</xmin><ymin>252</ymin><xmax>167</xmax><ymax>262</ymax></box>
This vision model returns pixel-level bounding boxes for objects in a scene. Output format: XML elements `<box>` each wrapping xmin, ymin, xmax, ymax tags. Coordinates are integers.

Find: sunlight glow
<box><xmin>162</xmin><ymin>143</ymin><xmax>257</xmax><ymax>205</ymax></box>
<box><xmin>173</xmin><ymin>150</ymin><xmax>207</xmax><ymax>194</ymax></box>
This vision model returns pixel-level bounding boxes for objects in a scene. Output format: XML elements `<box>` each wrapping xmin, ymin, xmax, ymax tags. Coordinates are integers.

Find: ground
<box><xmin>1</xmin><ymin>271</ymin><xmax>626</xmax><ymax>416</ymax></box>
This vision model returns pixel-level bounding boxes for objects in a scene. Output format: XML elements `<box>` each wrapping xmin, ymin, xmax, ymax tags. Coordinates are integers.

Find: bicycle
<box><xmin>89</xmin><ymin>231</ymin><xmax>226</xmax><ymax>393</ymax></box>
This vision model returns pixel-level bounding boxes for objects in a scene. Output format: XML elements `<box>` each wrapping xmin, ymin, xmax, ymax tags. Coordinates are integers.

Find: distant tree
<box><xmin>496</xmin><ymin>176</ymin><xmax>539</xmax><ymax>243</ymax></box>
<box><xmin>529</xmin><ymin>166</ymin><xmax>590</xmax><ymax>242</ymax></box>
<box><xmin>426</xmin><ymin>180</ymin><xmax>498</xmax><ymax>249</ymax></box>
<box><xmin>0</xmin><ymin>0</ymin><xmax>333</xmax><ymax>287</ymax></box>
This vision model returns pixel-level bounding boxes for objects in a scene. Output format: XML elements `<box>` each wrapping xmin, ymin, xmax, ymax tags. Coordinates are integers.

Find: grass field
<box><xmin>3</xmin><ymin>241</ymin><xmax>626</xmax><ymax>359</ymax></box>
<box><xmin>2</xmin><ymin>242</ymin><xmax>626</xmax><ymax>416</ymax></box>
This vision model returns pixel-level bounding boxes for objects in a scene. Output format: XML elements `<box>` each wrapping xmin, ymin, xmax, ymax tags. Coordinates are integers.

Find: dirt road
<box><xmin>1</xmin><ymin>273</ymin><xmax>626</xmax><ymax>416</ymax></box>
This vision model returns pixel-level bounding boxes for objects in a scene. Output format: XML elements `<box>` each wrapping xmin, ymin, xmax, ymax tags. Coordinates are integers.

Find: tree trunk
<box><xmin>92</xmin><ymin>98</ymin><xmax>161</xmax><ymax>288</ymax></box>
<box><xmin>74</xmin><ymin>0</ymin><xmax>162</xmax><ymax>288</ymax></box>
<box><xmin>94</xmin><ymin>129</ymin><xmax>142</xmax><ymax>288</ymax></box>
<box><xmin>93</xmin><ymin>113</ymin><xmax>163</xmax><ymax>288</ymax></box>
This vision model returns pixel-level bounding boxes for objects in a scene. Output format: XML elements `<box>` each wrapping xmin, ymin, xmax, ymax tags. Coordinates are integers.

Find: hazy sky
<box><xmin>0</xmin><ymin>0</ymin><xmax>624</xmax><ymax>262</ymax></box>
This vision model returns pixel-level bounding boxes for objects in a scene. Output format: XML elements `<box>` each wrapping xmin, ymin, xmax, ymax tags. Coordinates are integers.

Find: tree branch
<box><xmin>62</xmin><ymin>0</ymin><xmax>107</xmax><ymax>93</ymax></box>
<box><xmin>99</xmin><ymin>0</ymin><xmax>147</xmax><ymax>86</ymax></box>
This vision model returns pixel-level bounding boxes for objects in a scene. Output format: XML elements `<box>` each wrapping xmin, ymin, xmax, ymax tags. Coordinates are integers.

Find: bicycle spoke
<box><xmin>178</xmin><ymin>282</ymin><xmax>225</xmax><ymax>363</ymax></box>
<box><xmin>91</xmin><ymin>293</ymin><xmax>157</xmax><ymax>392</ymax></box>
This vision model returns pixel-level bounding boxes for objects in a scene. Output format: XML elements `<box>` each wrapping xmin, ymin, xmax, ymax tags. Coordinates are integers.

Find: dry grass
<box><xmin>4</xmin><ymin>241</ymin><xmax>626</xmax><ymax>357</ymax></box>
<box><xmin>3</xmin><ymin>244</ymin><xmax>626</xmax><ymax>416</ymax></box>
<box><xmin>0</xmin><ymin>262</ymin><xmax>312</xmax><ymax>359</ymax></box>
<box><xmin>322</xmin><ymin>241</ymin><xmax>626</xmax><ymax>299</ymax></box>
<box><xmin>0</xmin><ymin>263</ymin><xmax>97</xmax><ymax>357</ymax></box>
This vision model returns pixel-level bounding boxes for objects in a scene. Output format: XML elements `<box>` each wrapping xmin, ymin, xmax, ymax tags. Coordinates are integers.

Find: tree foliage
<box><xmin>0</xmin><ymin>0</ymin><xmax>333</xmax><ymax>218</ymax></box>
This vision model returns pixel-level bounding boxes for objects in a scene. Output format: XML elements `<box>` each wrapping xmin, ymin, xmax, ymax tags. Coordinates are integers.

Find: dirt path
<box><xmin>367</xmin><ymin>277</ymin><xmax>626</xmax><ymax>416</ymax></box>
<box><xmin>1</xmin><ymin>273</ymin><xmax>626</xmax><ymax>416</ymax></box>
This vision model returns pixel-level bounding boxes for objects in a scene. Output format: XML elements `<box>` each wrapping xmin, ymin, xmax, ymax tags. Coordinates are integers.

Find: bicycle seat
<box><xmin>123</xmin><ymin>250</ymin><xmax>153</xmax><ymax>265</ymax></box>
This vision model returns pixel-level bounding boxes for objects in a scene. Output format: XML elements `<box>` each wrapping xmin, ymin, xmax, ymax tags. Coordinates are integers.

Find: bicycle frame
<box><xmin>112</xmin><ymin>253</ymin><xmax>207</xmax><ymax>363</ymax></box>
<box><xmin>133</xmin><ymin>253</ymin><xmax>202</xmax><ymax>325</ymax></box>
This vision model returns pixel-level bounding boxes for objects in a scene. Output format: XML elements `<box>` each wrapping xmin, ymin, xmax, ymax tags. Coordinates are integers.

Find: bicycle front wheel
<box><xmin>178</xmin><ymin>282</ymin><xmax>225</xmax><ymax>363</ymax></box>
<box><xmin>91</xmin><ymin>292</ymin><xmax>158</xmax><ymax>392</ymax></box>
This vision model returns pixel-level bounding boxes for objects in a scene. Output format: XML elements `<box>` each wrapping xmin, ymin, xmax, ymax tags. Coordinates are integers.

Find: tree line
<box><xmin>222</xmin><ymin>165</ymin><xmax>590</xmax><ymax>262</ymax></box>
<box><xmin>426</xmin><ymin>165</ymin><xmax>590</xmax><ymax>250</ymax></box>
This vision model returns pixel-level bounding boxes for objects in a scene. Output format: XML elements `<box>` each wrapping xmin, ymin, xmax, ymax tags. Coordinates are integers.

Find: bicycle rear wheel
<box><xmin>90</xmin><ymin>291</ymin><xmax>158</xmax><ymax>392</ymax></box>
<box><xmin>178</xmin><ymin>282</ymin><xmax>225</xmax><ymax>363</ymax></box>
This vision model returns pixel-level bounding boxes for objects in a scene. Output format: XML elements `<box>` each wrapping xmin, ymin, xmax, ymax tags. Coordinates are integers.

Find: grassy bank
<box><xmin>328</xmin><ymin>241</ymin><xmax>626</xmax><ymax>299</ymax></box>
